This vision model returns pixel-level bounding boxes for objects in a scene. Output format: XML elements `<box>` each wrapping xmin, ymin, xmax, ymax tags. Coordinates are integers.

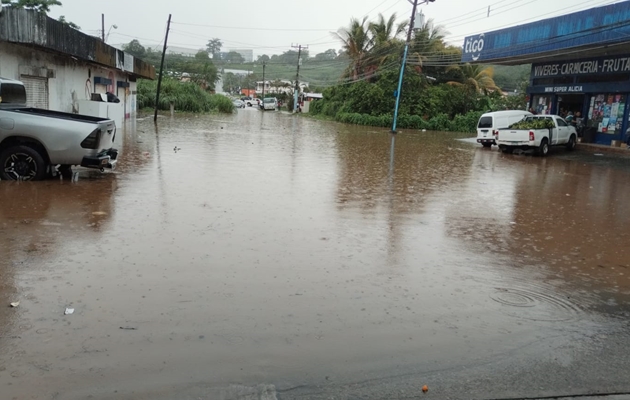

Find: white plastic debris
<box><xmin>64</xmin><ymin>308</ymin><xmax>75</xmax><ymax>315</ymax></box>
<box><xmin>10</xmin><ymin>301</ymin><xmax>19</xmax><ymax>308</ymax></box>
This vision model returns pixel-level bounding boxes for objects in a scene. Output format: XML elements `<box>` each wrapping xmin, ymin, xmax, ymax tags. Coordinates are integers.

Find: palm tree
<box><xmin>334</xmin><ymin>16</ymin><xmax>373</xmax><ymax>80</ymax></box>
<box><xmin>447</xmin><ymin>64</ymin><xmax>499</xmax><ymax>94</ymax></box>
<box><xmin>407</xmin><ymin>18</ymin><xmax>449</xmax><ymax>71</ymax></box>
<box><xmin>366</xmin><ymin>13</ymin><xmax>406</xmax><ymax>67</ymax></box>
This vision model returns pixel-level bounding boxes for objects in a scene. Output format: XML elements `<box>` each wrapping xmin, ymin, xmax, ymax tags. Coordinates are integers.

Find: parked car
<box><xmin>241</xmin><ymin>97</ymin><xmax>260</xmax><ymax>107</ymax></box>
<box><xmin>262</xmin><ymin>97</ymin><xmax>278</xmax><ymax>111</ymax></box>
<box><xmin>477</xmin><ymin>110</ymin><xmax>532</xmax><ymax>147</ymax></box>
<box><xmin>496</xmin><ymin>115</ymin><xmax>577</xmax><ymax>156</ymax></box>
<box><xmin>0</xmin><ymin>77</ymin><xmax>118</xmax><ymax>181</ymax></box>
<box><xmin>232</xmin><ymin>99</ymin><xmax>245</xmax><ymax>109</ymax></box>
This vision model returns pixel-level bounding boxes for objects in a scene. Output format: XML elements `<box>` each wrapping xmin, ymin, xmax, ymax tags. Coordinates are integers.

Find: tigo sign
<box><xmin>463</xmin><ymin>34</ymin><xmax>485</xmax><ymax>61</ymax></box>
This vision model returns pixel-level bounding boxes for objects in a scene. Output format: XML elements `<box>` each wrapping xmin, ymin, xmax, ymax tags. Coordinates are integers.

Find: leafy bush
<box><xmin>137</xmin><ymin>78</ymin><xmax>234</xmax><ymax>113</ymax></box>
<box><xmin>509</xmin><ymin>118</ymin><xmax>555</xmax><ymax>130</ymax></box>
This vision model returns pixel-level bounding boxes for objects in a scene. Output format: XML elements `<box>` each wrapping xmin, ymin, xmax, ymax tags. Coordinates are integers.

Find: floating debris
<box><xmin>64</xmin><ymin>308</ymin><xmax>75</xmax><ymax>315</ymax></box>
<box><xmin>10</xmin><ymin>301</ymin><xmax>20</xmax><ymax>308</ymax></box>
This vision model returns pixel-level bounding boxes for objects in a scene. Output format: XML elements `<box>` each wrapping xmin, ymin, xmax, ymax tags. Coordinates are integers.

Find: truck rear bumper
<box><xmin>477</xmin><ymin>138</ymin><xmax>496</xmax><ymax>144</ymax></box>
<box><xmin>497</xmin><ymin>141</ymin><xmax>535</xmax><ymax>147</ymax></box>
<box><xmin>81</xmin><ymin>148</ymin><xmax>118</xmax><ymax>170</ymax></box>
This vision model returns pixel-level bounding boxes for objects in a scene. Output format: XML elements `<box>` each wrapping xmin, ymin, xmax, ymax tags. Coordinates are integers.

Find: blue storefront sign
<box><xmin>531</xmin><ymin>55</ymin><xmax>630</xmax><ymax>79</ymax></box>
<box><xmin>461</xmin><ymin>1</ymin><xmax>630</xmax><ymax>63</ymax></box>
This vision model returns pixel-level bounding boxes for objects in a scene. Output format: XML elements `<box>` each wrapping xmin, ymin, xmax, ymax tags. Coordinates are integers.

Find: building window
<box><xmin>588</xmin><ymin>94</ymin><xmax>626</xmax><ymax>134</ymax></box>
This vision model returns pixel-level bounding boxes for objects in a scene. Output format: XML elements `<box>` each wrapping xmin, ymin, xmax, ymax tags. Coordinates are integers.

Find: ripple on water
<box><xmin>490</xmin><ymin>286</ymin><xmax>586</xmax><ymax>322</ymax></box>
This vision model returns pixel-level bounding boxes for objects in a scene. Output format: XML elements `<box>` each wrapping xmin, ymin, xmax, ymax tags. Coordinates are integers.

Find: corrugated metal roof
<box><xmin>0</xmin><ymin>8</ymin><xmax>155</xmax><ymax>79</ymax></box>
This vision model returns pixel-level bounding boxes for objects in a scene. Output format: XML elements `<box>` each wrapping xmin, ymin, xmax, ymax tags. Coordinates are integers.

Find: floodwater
<box><xmin>1</xmin><ymin>108</ymin><xmax>630</xmax><ymax>400</ymax></box>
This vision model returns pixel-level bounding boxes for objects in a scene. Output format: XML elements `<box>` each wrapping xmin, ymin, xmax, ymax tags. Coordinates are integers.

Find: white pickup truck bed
<box><xmin>496</xmin><ymin>115</ymin><xmax>577</xmax><ymax>156</ymax></box>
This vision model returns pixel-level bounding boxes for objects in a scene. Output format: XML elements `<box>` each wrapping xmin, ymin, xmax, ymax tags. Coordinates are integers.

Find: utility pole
<box><xmin>154</xmin><ymin>14</ymin><xmax>172</xmax><ymax>123</ymax></box>
<box><xmin>101</xmin><ymin>14</ymin><xmax>105</xmax><ymax>41</ymax></box>
<box><xmin>291</xmin><ymin>44</ymin><xmax>307</xmax><ymax>113</ymax></box>
<box><xmin>262</xmin><ymin>62</ymin><xmax>266</xmax><ymax>99</ymax></box>
<box><xmin>391</xmin><ymin>0</ymin><xmax>435</xmax><ymax>133</ymax></box>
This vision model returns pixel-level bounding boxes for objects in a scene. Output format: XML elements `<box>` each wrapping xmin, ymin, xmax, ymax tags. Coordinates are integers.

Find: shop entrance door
<box><xmin>556</xmin><ymin>94</ymin><xmax>584</xmax><ymax>119</ymax></box>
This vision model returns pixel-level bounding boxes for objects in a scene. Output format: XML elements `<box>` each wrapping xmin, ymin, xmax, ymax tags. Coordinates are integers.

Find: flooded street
<box><xmin>1</xmin><ymin>108</ymin><xmax>630</xmax><ymax>399</ymax></box>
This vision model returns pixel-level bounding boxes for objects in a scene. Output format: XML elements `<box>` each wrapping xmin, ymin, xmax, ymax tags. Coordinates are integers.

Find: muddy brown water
<box><xmin>1</xmin><ymin>109</ymin><xmax>630</xmax><ymax>399</ymax></box>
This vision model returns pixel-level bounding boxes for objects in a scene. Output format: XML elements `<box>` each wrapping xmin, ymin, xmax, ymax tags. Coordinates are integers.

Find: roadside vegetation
<box><xmin>137</xmin><ymin>79</ymin><xmax>233</xmax><ymax>114</ymax></box>
<box><xmin>308</xmin><ymin>13</ymin><xmax>529</xmax><ymax>132</ymax></box>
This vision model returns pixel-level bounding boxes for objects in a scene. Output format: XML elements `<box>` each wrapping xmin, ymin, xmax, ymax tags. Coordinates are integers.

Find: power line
<box><xmin>171</xmin><ymin>21</ymin><xmax>334</xmax><ymax>32</ymax></box>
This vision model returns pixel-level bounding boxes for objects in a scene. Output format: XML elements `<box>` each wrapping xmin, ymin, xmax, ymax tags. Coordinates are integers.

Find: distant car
<box><xmin>262</xmin><ymin>97</ymin><xmax>278</xmax><ymax>111</ymax></box>
<box><xmin>232</xmin><ymin>99</ymin><xmax>245</xmax><ymax>109</ymax></box>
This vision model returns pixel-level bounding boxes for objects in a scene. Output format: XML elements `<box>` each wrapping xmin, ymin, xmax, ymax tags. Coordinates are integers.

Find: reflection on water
<box><xmin>1</xmin><ymin>110</ymin><xmax>630</xmax><ymax>399</ymax></box>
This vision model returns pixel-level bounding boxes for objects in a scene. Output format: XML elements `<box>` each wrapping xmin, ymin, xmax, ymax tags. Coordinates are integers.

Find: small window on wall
<box><xmin>532</xmin><ymin>95</ymin><xmax>552</xmax><ymax>115</ymax></box>
<box><xmin>588</xmin><ymin>94</ymin><xmax>626</xmax><ymax>134</ymax></box>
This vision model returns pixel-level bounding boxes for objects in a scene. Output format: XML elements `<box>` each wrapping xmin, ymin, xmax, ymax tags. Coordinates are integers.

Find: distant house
<box><xmin>255</xmin><ymin>80</ymin><xmax>309</xmax><ymax>96</ymax></box>
<box><xmin>0</xmin><ymin>7</ymin><xmax>155</xmax><ymax>126</ymax></box>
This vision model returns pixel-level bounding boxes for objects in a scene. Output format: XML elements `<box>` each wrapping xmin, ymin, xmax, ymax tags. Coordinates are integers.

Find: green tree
<box><xmin>366</xmin><ymin>13</ymin><xmax>405</xmax><ymax>67</ymax></box>
<box><xmin>206</xmin><ymin>38</ymin><xmax>222</xmax><ymax>56</ymax></box>
<box><xmin>225</xmin><ymin>51</ymin><xmax>245</xmax><ymax>64</ymax></box>
<box><xmin>57</xmin><ymin>15</ymin><xmax>80</xmax><ymax>29</ymax></box>
<box><xmin>222</xmin><ymin>72</ymin><xmax>240</xmax><ymax>93</ymax></box>
<box><xmin>123</xmin><ymin>40</ymin><xmax>146</xmax><ymax>59</ymax></box>
<box><xmin>408</xmin><ymin>18</ymin><xmax>449</xmax><ymax>72</ymax></box>
<box><xmin>334</xmin><ymin>16</ymin><xmax>372</xmax><ymax>80</ymax></box>
<box><xmin>257</xmin><ymin>54</ymin><xmax>270</xmax><ymax>63</ymax></box>
<box><xmin>447</xmin><ymin>64</ymin><xmax>499</xmax><ymax>94</ymax></box>
<box><xmin>1</xmin><ymin>0</ymin><xmax>61</xmax><ymax>13</ymax></box>
<box><xmin>314</xmin><ymin>49</ymin><xmax>337</xmax><ymax>61</ymax></box>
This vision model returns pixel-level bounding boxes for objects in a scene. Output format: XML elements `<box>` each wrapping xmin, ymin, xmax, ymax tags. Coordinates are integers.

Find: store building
<box><xmin>0</xmin><ymin>7</ymin><xmax>155</xmax><ymax>127</ymax></box>
<box><xmin>462</xmin><ymin>1</ymin><xmax>630</xmax><ymax>145</ymax></box>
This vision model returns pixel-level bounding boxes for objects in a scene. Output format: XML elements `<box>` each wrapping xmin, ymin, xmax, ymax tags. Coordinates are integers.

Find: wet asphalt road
<box><xmin>1</xmin><ymin>108</ymin><xmax>630</xmax><ymax>400</ymax></box>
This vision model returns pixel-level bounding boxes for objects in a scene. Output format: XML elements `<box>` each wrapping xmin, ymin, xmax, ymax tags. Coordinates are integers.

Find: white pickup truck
<box><xmin>496</xmin><ymin>115</ymin><xmax>577</xmax><ymax>156</ymax></box>
<box><xmin>0</xmin><ymin>77</ymin><xmax>118</xmax><ymax>181</ymax></box>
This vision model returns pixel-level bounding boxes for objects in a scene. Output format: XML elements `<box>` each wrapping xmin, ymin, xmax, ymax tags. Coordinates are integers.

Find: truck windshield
<box><xmin>0</xmin><ymin>83</ymin><xmax>27</xmax><ymax>104</ymax></box>
<box><xmin>263</xmin><ymin>98</ymin><xmax>275</xmax><ymax>104</ymax></box>
<box><xmin>478</xmin><ymin>116</ymin><xmax>493</xmax><ymax>128</ymax></box>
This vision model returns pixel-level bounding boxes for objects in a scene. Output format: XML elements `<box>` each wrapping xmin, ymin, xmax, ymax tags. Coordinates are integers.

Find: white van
<box><xmin>262</xmin><ymin>97</ymin><xmax>278</xmax><ymax>111</ymax></box>
<box><xmin>477</xmin><ymin>110</ymin><xmax>532</xmax><ymax>147</ymax></box>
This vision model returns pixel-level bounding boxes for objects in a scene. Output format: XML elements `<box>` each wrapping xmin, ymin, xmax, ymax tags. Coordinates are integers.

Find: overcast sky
<box><xmin>48</xmin><ymin>0</ymin><xmax>625</xmax><ymax>57</ymax></box>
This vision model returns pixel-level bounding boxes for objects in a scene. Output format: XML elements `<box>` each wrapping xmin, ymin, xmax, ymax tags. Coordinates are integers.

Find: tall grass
<box><xmin>137</xmin><ymin>78</ymin><xmax>233</xmax><ymax>113</ymax></box>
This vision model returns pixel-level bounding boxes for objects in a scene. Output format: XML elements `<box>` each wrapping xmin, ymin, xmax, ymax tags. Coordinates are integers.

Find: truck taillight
<box><xmin>81</xmin><ymin>128</ymin><xmax>101</xmax><ymax>149</ymax></box>
<box><xmin>495</xmin><ymin>131</ymin><xmax>499</xmax><ymax>140</ymax></box>
<box><xmin>529</xmin><ymin>131</ymin><xmax>535</xmax><ymax>141</ymax></box>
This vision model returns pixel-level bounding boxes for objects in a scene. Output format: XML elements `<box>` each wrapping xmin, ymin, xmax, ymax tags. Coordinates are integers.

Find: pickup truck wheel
<box><xmin>500</xmin><ymin>146</ymin><xmax>514</xmax><ymax>154</ymax></box>
<box><xmin>536</xmin><ymin>139</ymin><xmax>550</xmax><ymax>157</ymax></box>
<box><xmin>482</xmin><ymin>143</ymin><xmax>492</xmax><ymax>148</ymax></box>
<box><xmin>0</xmin><ymin>145</ymin><xmax>48</xmax><ymax>181</ymax></box>
<box><xmin>566</xmin><ymin>135</ymin><xmax>577</xmax><ymax>151</ymax></box>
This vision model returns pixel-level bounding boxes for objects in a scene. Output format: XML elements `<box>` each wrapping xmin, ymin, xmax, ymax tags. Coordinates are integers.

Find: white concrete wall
<box><xmin>0</xmin><ymin>42</ymin><xmax>135</xmax><ymax>124</ymax></box>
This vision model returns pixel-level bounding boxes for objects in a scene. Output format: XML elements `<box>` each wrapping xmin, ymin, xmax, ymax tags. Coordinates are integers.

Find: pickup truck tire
<box><xmin>536</xmin><ymin>138</ymin><xmax>550</xmax><ymax>157</ymax></box>
<box><xmin>566</xmin><ymin>135</ymin><xmax>577</xmax><ymax>151</ymax></box>
<box><xmin>499</xmin><ymin>145</ymin><xmax>514</xmax><ymax>154</ymax></box>
<box><xmin>0</xmin><ymin>145</ymin><xmax>48</xmax><ymax>181</ymax></box>
<box><xmin>482</xmin><ymin>143</ymin><xmax>492</xmax><ymax>148</ymax></box>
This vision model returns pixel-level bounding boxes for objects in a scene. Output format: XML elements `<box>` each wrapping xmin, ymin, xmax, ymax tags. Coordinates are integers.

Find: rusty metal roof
<box><xmin>0</xmin><ymin>7</ymin><xmax>155</xmax><ymax>79</ymax></box>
